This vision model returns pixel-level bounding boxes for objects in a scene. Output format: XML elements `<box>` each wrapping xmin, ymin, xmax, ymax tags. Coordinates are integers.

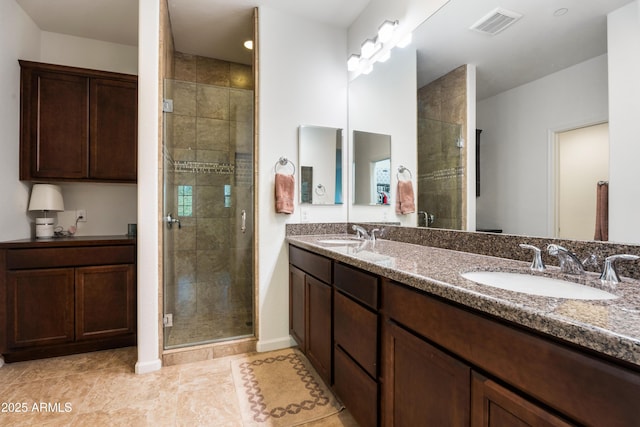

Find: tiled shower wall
<box><xmin>417</xmin><ymin>65</ymin><xmax>468</xmax><ymax>230</ymax></box>
<box><xmin>163</xmin><ymin>52</ymin><xmax>254</xmax><ymax>347</ymax></box>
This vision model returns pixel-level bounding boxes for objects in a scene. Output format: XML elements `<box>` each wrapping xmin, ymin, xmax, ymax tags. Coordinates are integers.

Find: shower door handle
<box><xmin>165</xmin><ymin>213</ymin><xmax>181</xmax><ymax>229</ymax></box>
<box><xmin>241</xmin><ymin>210</ymin><xmax>246</xmax><ymax>234</ymax></box>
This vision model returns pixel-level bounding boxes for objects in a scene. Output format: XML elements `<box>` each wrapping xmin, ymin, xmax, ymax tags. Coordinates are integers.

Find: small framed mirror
<box><xmin>298</xmin><ymin>125</ymin><xmax>343</xmax><ymax>205</ymax></box>
<box><xmin>353</xmin><ymin>130</ymin><xmax>392</xmax><ymax>205</ymax></box>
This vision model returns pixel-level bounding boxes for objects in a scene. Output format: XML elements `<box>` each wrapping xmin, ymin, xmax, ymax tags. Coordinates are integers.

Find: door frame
<box><xmin>547</xmin><ymin>116</ymin><xmax>608</xmax><ymax>238</ymax></box>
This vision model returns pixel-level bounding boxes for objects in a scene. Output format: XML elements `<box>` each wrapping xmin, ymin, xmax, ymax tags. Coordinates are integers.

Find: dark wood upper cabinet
<box><xmin>19</xmin><ymin>60</ymin><xmax>137</xmax><ymax>183</ymax></box>
<box><xmin>89</xmin><ymin>78</ymin><xmax>138</xmax><ymax>181</ymax></box>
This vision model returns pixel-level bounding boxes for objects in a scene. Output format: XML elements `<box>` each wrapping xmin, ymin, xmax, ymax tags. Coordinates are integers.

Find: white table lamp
<box><xmin>28</xmin><ymin>184</ymin><xmax>64</xmax><ymax>239</ymax></box>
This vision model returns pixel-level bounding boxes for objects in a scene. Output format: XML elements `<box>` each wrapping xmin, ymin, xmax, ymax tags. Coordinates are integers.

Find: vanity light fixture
<box><xmin>243</xmin><ymin>40</ymin><xmax>253</xmax><ymax>50</ymax></box>
<box><xmin>361</xmin><ymin>39</ymin><xmax>379</xmax><ymax>59</ymax></box>
<box><xmin>347</xmin><ymin>54</ymin><xmax>361</xmax><ymax>71</ymax></box>
<box><xmin>378</xmin><ymin>20</ymin><xmax>398</xmax><ymax>43</ymax></box>
<box><xmin>348</xmin><ymin>19</ymin><xmax>411</xmax><ymax>77</ymax></box>
<box><xmin>361</xmin><ymin>62</ymin><xmax>374</xmax><ymax>75</ymax></box>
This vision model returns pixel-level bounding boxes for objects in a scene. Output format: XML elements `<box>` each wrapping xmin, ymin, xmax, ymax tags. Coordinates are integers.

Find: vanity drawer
<box><xmin>334</xmin><ymin>290</ymin><xmax>378</xmax><ymax>378</ymax></box>
<box><xmin>334</xmin><ymin>262</ymin><xmax>378</xmax><ymax>309</ymax></box>
<box><xmin>6</xmin><ymin>245</ymin><xmax>135</xmax><ymax>270</ymax></box>
<box><xmin>334</xmin><ymin>346</ymin><xmax>378</xmax><ymax>427</ymax></box>
<box><xmin>289</xmin><ymin>245</ymin><xmax>332</xmax><ymax>283</ymax></box>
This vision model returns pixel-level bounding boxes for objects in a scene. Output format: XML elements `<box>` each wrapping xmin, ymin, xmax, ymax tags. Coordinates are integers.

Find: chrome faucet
<box><xmin>600</xmin><ymin>254</ymin><xmax>640</xmax><ymax>285</ymax></box>
<box><xmin>546</xmin><ymin>244</ymin><xmax>586</xmax><ymax>275</ymax></box>
<box><xmin>352</xmin><ymin>224</ymin><xmax>369</xmax><ymax>240</ymax></box>
<box><xmin>370</xmin><ymin>228</ymin><xmax>381</xmax><ymax>242</ymax></box>
<box><xmin>519</xmin><ymin>244</ymin><xmax>545</xmax><ymax>271</ymax></box>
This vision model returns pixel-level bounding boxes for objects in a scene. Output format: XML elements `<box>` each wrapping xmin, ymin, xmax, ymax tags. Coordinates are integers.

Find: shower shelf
<box><xmin>173</xmin><ymin>160</ymin><xmax>235</xmax><ymax>175</ymax></box>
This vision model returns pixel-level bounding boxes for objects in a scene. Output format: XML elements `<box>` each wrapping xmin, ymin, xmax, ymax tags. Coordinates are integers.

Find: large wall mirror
<box><xmin>348</xmin><ymin>0</ymin><xmax>640</xmax><ymax>243</ymax></box>
<box><xmin>298</xmin><ymin>125</ymin><xmax>343</xmax><ymax>205</ymax></box>
<box><xmin>353</xmin><ymin>130</ymin><xmax>392</xmax><ymax>205</ymax></box>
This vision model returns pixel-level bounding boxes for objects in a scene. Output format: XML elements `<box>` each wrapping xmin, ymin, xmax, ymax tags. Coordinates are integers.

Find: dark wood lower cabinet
<box><xmin>75</xmin><ymin>264</ymin><xmax>136</xmax><ymax>340</ymax></box>
<box><xmin>7</xmin><ymin>268</ymin><xmax>75</xmax><ymax>348</ymax></box>
<box><xmin>334</xmin><ymin>346</ymin><xmax>378</xmax><ymax>427</ymax></box>
<box><xmin>288</xmin><ymin>244</ymin><xmax>640</xmax><ymax>427</ymax></box>
<box><xmin>471</xmin><ymin>373</ymin><xmax>572</xmax><ymax>427</ymax></box>
<box><xmin>1</xmin><ymin>237</ymin><xmax>137</xmax><ymax>362</ymax></box>
<box><xmin>289</xmin><ymin>247</ymin><xmax>333</xmax><ymax>385</ymax></box>
<box><xmin>382</xmin><ymin>319</ymin><xmax>470</xmax><ymax>427</ymax></box>
<box><xmin>305</xmin><ymin>275</ymin><xmax>332</xmax><ymax>384</ymax></box>
<box><xmin>289</xmin><ymin>265</ymin><xmax>306</xmax><ymax>349</ymax></box>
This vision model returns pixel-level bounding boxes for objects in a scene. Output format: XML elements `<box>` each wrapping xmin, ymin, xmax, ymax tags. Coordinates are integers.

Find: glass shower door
<box><xmin>417</xmin><ymin>118</ymin><xmax>464</xmax><ymax>229</ymax></box>
<box><xmin>162</xmin><ymin>77</ymin><xmax>254</xmax><ymax>349</ymax></box>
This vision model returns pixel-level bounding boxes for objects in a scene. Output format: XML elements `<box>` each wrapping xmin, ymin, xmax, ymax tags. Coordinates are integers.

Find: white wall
<box><xmin>40</xmin><ymin>31</ymin><xmax>138</xmax><ymax>75</ymax></box>
<box><xmin>349</xmin><ymin>46</ymin><xmax>417</xmax><ymax>225</ymax></box>
<box><xmin>476</xmin><ymin>54</ymin><xmax>608</xmax><ymax>237</ymax></box>
<box><xmin>257</xmin><ymin>7</ymin><xmax>348</xmax><ymax>351</ymax></box>
<box><xmin>608</xmin><ymin>0</ymin><xmax>640</xmax><ymax>244</ymax></box>
<box><xmin>0</xmin><ymin>1</ymin><xmax>41</xmax><ymax>241</ymax></box>
<box><xmin>0</xmin><ymin>2</ymin><xmax>139</xmax><ymax>241</ymax></box>
<box><xmin>135</xmin><ymin>0</ymin><xmax>161</xmax><ymax>374</ymax></box>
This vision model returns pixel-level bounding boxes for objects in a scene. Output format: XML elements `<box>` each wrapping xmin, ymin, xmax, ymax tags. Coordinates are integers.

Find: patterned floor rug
<box><xmin>231</xmin><ymin>348</ymin><xmax>344</xmax><ymax>426</ymax></box>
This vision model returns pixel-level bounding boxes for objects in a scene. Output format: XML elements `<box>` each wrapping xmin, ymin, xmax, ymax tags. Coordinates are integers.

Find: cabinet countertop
<box><xmin>0</xmin><ymin>235</ymin><xmax>136</xmax><ymax>248</ymax></box>
<box><xmin>287</xmin><ymin>234</ymin><xmax>640</xmax><ymax>369</ymax></box>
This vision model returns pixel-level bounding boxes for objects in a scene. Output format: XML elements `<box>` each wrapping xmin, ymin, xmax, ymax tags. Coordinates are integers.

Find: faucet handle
<box><xmin>519</xmin><ymin>244</ymin><xmax>545</xmax><ymax>271</ymax></box>
<box><xmin>352</xmin><ymin>224</ymin><xmax>369</xmax><ymax>240</ymax></box>
<box><xmin>600</xmin><ymin>254</ymin><xmax>640</xmax><ymax>285</ymax></box>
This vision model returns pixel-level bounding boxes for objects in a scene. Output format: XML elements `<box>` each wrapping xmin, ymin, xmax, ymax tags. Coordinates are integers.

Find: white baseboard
<box><xmin>256</xmin><ymin>336</ymin><xmax>297</xmax><ymax>352</ymax></box>
<box><xmin>134</xmin><ymin>358</ymin><xmax>162</xmax><ymax>374</ymax></box>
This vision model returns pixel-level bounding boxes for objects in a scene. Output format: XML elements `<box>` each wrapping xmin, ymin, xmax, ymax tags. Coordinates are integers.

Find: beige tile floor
<box><xmin>0</xmin><ymin>347</ymin><xmax>358</xmax><ymax>427</ymax></box>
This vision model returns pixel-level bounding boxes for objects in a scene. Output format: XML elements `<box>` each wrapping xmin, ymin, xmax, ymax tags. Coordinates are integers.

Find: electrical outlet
<box><xmin>76</xmin><ymin>209</ymin><xmax>87</xmax><ymax>222</ymax></box>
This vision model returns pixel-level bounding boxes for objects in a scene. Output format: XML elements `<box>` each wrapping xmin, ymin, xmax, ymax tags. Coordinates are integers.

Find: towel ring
<box><xmin>275</xmin><ymin>156</ymin><xmax>296</xmax><ymax>175</ymax></box>
<box><xmin>397</xmin><ymin>165</ymin><xmax>412</xmax><ymax>181</ymax></box>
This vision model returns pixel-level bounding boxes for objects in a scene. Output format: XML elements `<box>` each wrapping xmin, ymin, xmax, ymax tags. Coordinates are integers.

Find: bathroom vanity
<box><xmin>0</xmin><ymin>236</ymin><xmax>136</xmax><ymax>362</ymax></box>
<box><xmin>288</xmin><ymin>234</ymin><xmax>640</xmax><ymax>426</ymax></box>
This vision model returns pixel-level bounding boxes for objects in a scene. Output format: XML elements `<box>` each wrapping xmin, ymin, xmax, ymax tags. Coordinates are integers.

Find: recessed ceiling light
<box><xmin>554</xmin><ymin>8</ymin><xmax>568</xmax><ymax>17</ymax></box>
<box><xmin>243</xmin><ymin>40</ymin><xmax>253</xmax><ymax>50</ymax></box>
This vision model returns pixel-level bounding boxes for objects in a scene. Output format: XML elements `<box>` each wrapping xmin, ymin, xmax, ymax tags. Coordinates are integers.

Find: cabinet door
<box><xmin>7</xmin><ymin>268</ymin><xmax>75</xmax><ymax>348</ymax></box>
<box><xmin>471</xmin><ymin>373</ymin><xmax>573</xmax><ymax>427</ymax></box>
<box><xmin>89</xmin><ymin>78</ymin><xmax>137</xmax><ymax>181</ymax></box>
<box><xmin>75</xmin><ymin>264</ymin><xmax>136</xmax><ymax>340</ymax></box>
<box><xmin>306</xmin><ymin>275</ymin><xmax>332</xmax><ymax>384</ymax></box>
<box><xmin>289</xmin><ymin>265</ymin><xmax>306</xmax><ymax>349</ymax></box>
<box><xmin>21</xmin><ymin>69</ymin><xmax>88</xmax><ymax>179</ymax></box>
<box><xmin>382</xmin><ymin>320</ymin><xmax>470</xmax><ymax>427</ymax></box>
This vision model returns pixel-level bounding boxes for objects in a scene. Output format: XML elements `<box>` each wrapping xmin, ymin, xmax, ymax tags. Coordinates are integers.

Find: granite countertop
<box><xmin>287</xmin><ymin>234</ymin><xmax>640</xmax><ymax>368</ymax></box>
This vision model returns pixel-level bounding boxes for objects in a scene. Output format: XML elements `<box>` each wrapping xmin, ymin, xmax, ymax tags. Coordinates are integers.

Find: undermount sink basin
<box><xmin>317</xmin><ymin>239</ymin><xmax>362</xmax><ymax>245</ymax></box>
<box><xmin>461</xmin><ymin>271</ymin><xmax>618</xmax><ymax>300</ymax></box>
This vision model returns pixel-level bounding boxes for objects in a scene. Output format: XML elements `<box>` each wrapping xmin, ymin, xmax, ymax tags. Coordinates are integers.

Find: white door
<box><xmin>556</xmin><ymin>123</ymin><xmax>609</xmax><ymax>240</ymax></box>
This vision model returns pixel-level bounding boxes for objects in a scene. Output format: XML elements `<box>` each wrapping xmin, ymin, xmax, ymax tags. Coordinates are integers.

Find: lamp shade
<box><xmin>28</xmin><ymin>184</ymin><xmax>64</xmax><ymax>212</ymax></box>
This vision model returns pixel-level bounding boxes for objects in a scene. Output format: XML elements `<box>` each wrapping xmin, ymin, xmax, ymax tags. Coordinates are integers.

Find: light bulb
<box><xmin>347</xmin><ymin>54</ymin><xmax>360</xmax><ymax>71</ymax></box>
<box><xmin>378</xmin><ymin>20</ymin><xmax>398</xmax><ymax>43</ymax></box>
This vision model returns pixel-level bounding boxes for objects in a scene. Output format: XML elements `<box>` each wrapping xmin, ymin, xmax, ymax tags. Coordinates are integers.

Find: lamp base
<box><xmin>35</xmin><ymin>217</ymin><xmax>55</xmax><ymax>239</ymax></box>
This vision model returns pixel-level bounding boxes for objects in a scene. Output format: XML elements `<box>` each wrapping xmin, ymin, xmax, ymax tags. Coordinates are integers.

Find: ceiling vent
<box><xmin>470</xmin><ymin>8</ymin><xmax>522</xmax><ymax>35</ymax></box>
